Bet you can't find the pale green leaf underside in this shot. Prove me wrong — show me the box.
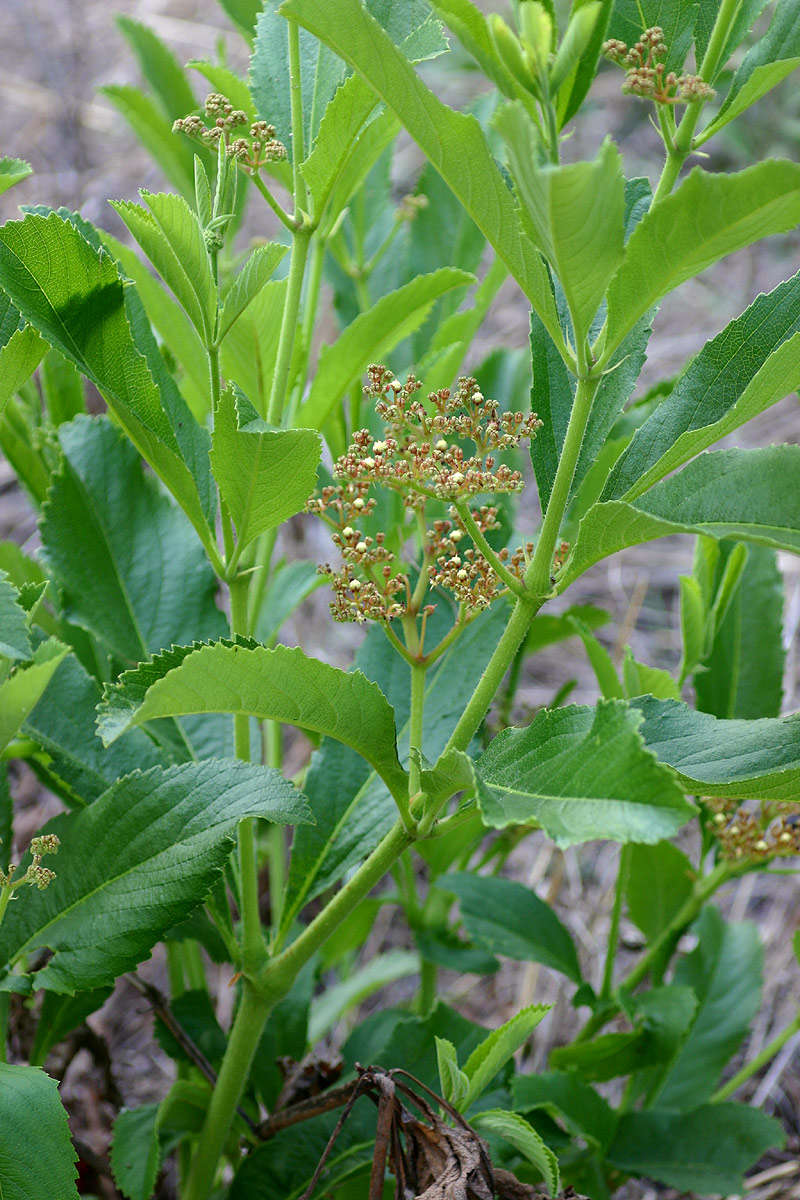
[0,760,310,993]
[98,641,407,799]
[477,699,694,847]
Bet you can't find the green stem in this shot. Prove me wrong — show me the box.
[600,844,631,1001]
[300,234,325,363]
[246,528,279,634]
[408,661,426,799]
[266,228,311,426]
[265,719,286,933]
[0,884,11,931]
[418,960,437,1015]
[288,20,308,215]
[182,986,271,1200]
[250,173,295,233]
[712,1010,800,1102]
[454,501,527,598]
[0,993,8,1063]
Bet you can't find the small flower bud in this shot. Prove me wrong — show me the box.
[29,834,59,857]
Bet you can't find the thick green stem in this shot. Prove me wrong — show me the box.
[712,1010,800,1102]
[250,172,295,233]
[182,986,271,1200]
[300,234,325,365]
[408,661,426,799]
[0,885,12,930]
[267,228,311,425]
[454,501,526,598]
[288,21,308,215]
[600,844,631,1001]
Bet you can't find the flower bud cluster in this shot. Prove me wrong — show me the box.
[708,799,800,862]
[603,28,714,105]
[309,367,544,626]
[173,96,287,168]
[0,832,59,894]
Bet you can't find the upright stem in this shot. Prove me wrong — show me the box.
[712,1010,800,1103]
[408,661,426,798]
[267,228,311,425]
[600,844,631,1001]
[288,20,308,215]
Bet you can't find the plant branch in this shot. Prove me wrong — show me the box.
[711,1010,800,1102]
[453,501,527,598]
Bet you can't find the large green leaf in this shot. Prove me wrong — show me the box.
[477,700,694,847]
[0,641,69,755]
[440,872,581,982]
[607,1102,783,1193]
[608,0,698,71]
[512,1071,617,1152]
[604,271,800,501]
[693,0,770,77]
[566,446,800,585]
[24,656,163,807]
[297,268,474,429]
[220,279,286,417]
[695,542,784,719]
[701,59,800,139]
[219,243,288,340]
[98,641,407,800]
[603,161,800,357]
[624,841,694,943]
[0,212,215,550]
[0,760,310,993]
[497,110,624,343]
[281,0,564,343]
[650,907,762,1109]
[0,1064,78,1199]
[632,693,800,799]
[281,604,507,929]
[41,416,225,664]
[710,0,800,124]
[210,390,320,553]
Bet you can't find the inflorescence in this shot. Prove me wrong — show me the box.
[173,94,287,170]
[603,27,714,105]
[708,798,800,863]
[0,832,60,896]
[309,367,543,628]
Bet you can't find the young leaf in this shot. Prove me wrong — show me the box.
[555,0,612,126]
[218,243,288,339]
[472,1109,560,1195]
[41,417,225,664]
[0,212,216,552]
[98,641,407,800]
[297,268,474,429]
[701,59,800,139]
[210,390,320,552]
[281,0,565,345]
[622,649,680,702]
[709,0,800,121]
[566,446,800,584]
[0,326,45,417]
[603,161,800,357]
[651,907,762,1109]
[0,156,32,195]
[0,641,69,754]
[625,841,694,943]
[435,1036,469,1108]
[111,1105,161,1200]
[308,949,419,1042]
[254,559,323,643]
[461,1004,552,1111]
[0,760,310,993]
[188,61,257,119]
[604,272,800,502]
[477,700,694,847]
[496,109,625,343]
[0,571,32,660]
[606,1102,783,1194]
[0,1063,79,1200]
[440,872,581,983]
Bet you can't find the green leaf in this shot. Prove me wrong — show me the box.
[693,0,769,76]
[187,61,256,118]
[429,0,523,97]
[679,574,707,679]
[606,1102,783,1193]
[472,1109,560,1194]
[512,1071,617,1151]
[525,605,609,653]
[633,693,800,800]
[308,949,419,1042]
[703,59,800,138]
[569,619,623,699]
[24,656,163,808]
[712,0,800,113]
[556,0,613,126]
[0,641,69,754]
[0,212,216,551]
[219,243,288,340]
[220,279,287,417]
[436,1036,470,1107]
[210,390,320,552]
[297,268,474,429]
[0,760,310,992]
[603,161,800,357]
[111,192,215,340]
[111,1105,161,1200]
[608,0,698,70]
[40,349,85,425]
[651,907,762,1109]
[281,0,564,344]
[625,841,694,943]
[0,156,32,195]
[281,604,507,928]
[0,765,11,874]
[461,1004,552,1111]
[345,1000,486,1091]
[695,543,784,718]
[0,571,32,660]
[101,85,195,199]
[419,258,509,392]
[98,641,407,799]
[440,872,581,982]
[566,446,800,585]
[622,649,680,702]
[254,560,323,644]
[41,416,225,664]
[115,16,197,120]
[31,988,112,1064]
[477,700,694,847]
[0,1063,79,1199]
[219,0,263,40]
[496,110,624,342]
[604,271,800,502]
[0,325,45,416]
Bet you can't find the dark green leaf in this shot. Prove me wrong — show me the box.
[0,1063,78,1199]
[625,841,694,942]
[512,1070,617,1151]
[0,571,32,660]
[607,0,698,70]
[111,1105,161,1200]
[31,988,113,1064]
